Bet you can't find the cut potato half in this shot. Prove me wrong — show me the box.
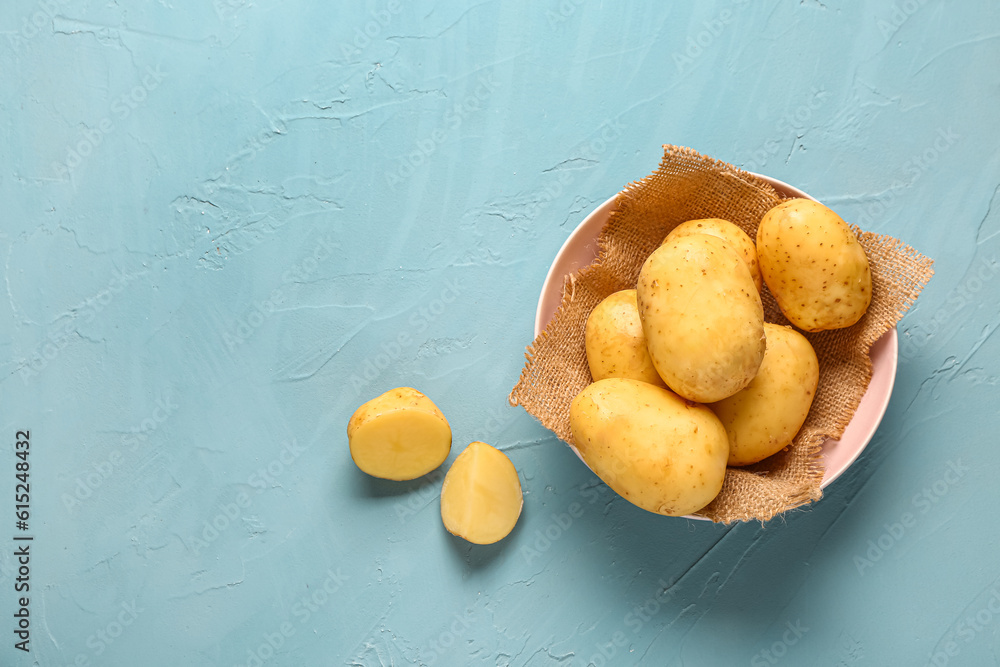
[440,441,522,544]
[348,387,451,480]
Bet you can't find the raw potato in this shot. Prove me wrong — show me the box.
[440,441,522,544]
[569,378,729,517]
[757,199,872,331]
[664,218,763,293]
[709,323,820,466]
[585,289,665,386]
[348,387,451,481]
[637,234,766,403]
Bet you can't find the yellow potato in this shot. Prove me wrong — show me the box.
[757,199,872,331]
[585,289,665,386]
[637,234,765,403]
[709,323,819,466]
[440,441,522,544]
[569,378,729,517]
[348,387,451,480]
[664,218,762,293]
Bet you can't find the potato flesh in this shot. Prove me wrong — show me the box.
[664,218,763,293]
[710,323,819,466]
[757,199,872,332]
[348,388,451,481]
[440,441,522,544]
[585,289,665,386]
[569,378,729,517]
[637,234,765,403]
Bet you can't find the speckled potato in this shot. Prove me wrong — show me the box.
[664,218,763,293]
[569,378,729,517]
[757,199,872,332]
[585,289,665,386]
[440,441,522,545]
[709,324,820,466]
[348,387,451,480]
[637,234,766,403]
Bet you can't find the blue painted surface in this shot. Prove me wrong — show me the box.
[1,1,998,665]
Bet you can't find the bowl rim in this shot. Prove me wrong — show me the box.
[532,173,898,518]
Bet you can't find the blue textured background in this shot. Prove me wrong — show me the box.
[1,1,998,665]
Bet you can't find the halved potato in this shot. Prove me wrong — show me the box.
[440,441,522,544]
[348,387,451,480]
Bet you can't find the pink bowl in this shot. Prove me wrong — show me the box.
[534,175,897,515]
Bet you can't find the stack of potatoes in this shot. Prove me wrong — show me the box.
[571,199,872,517]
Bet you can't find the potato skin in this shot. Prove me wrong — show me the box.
[664,218,762,293]
[347,387,445,441]
[757,199,872,332]
[709,324,819,466]
[569,378,729,516]
[637,234,765,403]
[585,289,665,386]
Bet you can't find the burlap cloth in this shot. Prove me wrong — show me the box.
[509,145,934,523]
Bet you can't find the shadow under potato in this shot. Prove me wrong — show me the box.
[352,463,445,499]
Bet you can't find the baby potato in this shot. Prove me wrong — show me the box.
[637,234,765,403]
[440,441,522,544]
[348,387,451,480]
[709,323,819,466]
[664,218,762,293]
[757,199,872,331]
[570,378,729,516]
[585,289,666,386]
